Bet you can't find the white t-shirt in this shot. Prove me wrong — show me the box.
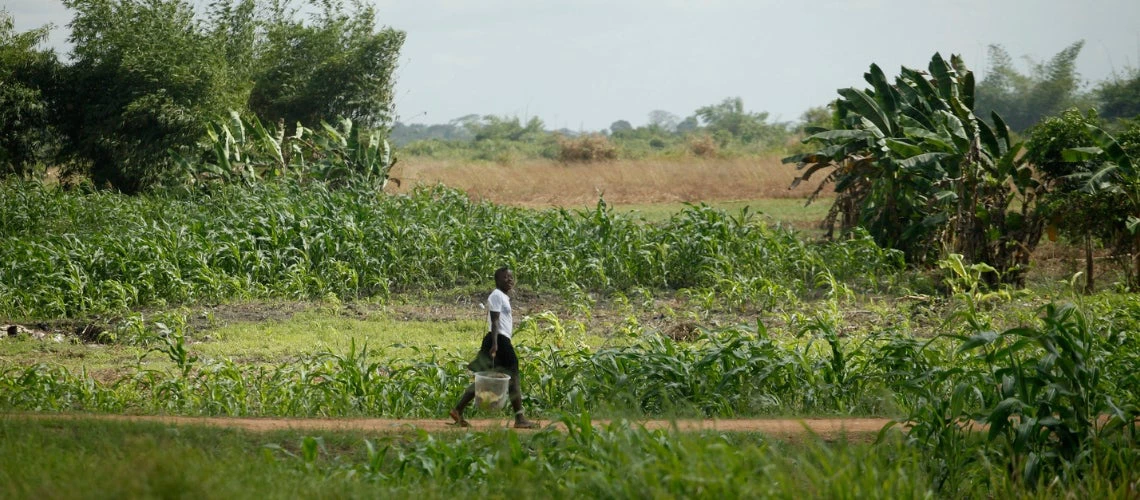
[487,288,513,338]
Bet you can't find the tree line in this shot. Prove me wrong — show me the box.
[388,97,795,164]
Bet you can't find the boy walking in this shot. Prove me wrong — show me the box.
[450,267,539,429]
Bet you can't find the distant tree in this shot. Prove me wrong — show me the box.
[797,105,834,133]
[695,97,785,147]
[249,0,405,130]
[609,120,633,136]
[467,115,545,142]
[1097,69,1140,123]
[676,115,699,133]
[427,123,473,141]
[0,12,61,178]
[647,110,679,132]
[451,114,482,127]
[975,41,1090,132]
[1063,120,1140,288]
[389,121,473,145]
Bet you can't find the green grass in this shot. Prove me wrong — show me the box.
[3,415,1135,499]
[198,310,613,363]
[199,312,486,363]
[0,416,380,499]
[0,415,933,499]
[0,337,146,375]
[0,308,613,373]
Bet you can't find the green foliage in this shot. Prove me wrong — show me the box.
[896,302,1140,489]
[1096,68,1140,123]
[1026,109,1103,185]
[798,105,835,133]
[0,182,902,319]
[785,53,1046,284]
[0,12,61,178]
[609,119,634,135]
[13,0,403,193]
[1061,120,1140,288]
[1026,109,1129,291]
[975,41,1092,132]
[248,0,405,129]
[3,299,1139,494]
[390,120,474,145]
[207,0,257,82]
[58,0,241,193]
[469,115,547,142]
[396,115,561,164]
[0,323,980,418]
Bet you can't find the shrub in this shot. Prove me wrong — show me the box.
[688,134,719,158]
[557,134,617,163]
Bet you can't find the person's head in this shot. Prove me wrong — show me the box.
[494,267,514,293]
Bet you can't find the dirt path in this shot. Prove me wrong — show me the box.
[8,413,895,440]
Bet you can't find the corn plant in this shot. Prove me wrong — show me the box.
[893,301,1140,490]
[964,303,1134,485]
[0,181,902,320]
[0,326,923,419]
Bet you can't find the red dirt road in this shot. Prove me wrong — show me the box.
[7,413,895,440]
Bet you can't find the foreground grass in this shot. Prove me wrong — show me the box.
[2,415,1135,499]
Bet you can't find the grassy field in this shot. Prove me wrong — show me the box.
[1,169,1139,497]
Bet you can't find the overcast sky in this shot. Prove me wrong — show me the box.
[5,0,1140,130]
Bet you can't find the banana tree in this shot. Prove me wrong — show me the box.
[784,54,1046,285]
[309,117,398,190]
[175,112,397,191]
[173,111,307,186]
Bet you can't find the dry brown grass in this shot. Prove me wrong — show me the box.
[387,155,819,207]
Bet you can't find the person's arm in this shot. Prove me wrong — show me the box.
[489,311,500,358]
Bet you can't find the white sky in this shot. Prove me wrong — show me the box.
[4,0,1140,131]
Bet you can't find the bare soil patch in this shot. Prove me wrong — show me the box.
[194,300,319,325]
